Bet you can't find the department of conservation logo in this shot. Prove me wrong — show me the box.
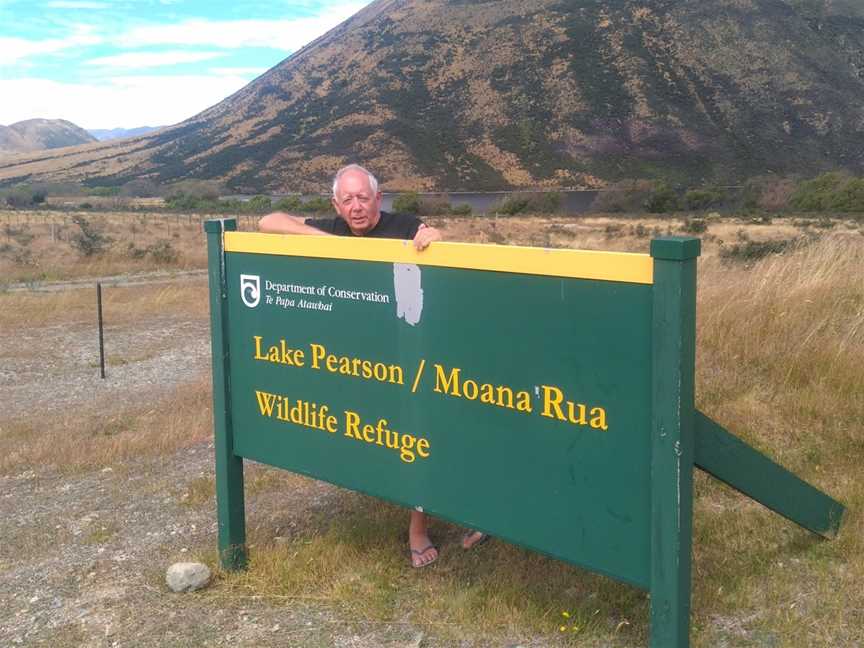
[240,274,261,308]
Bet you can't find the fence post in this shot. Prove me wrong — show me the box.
[649,237,700,648]
[204,217,247,570]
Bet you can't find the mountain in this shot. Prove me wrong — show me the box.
[0,119,97,154]
[88,126,163,141]
[1,0,863,192]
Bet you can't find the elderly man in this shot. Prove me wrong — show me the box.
[259,164,487,567]
[259,164,440,249]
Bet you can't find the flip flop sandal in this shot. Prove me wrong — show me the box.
[462,530,490,549]
[410,544,438,568]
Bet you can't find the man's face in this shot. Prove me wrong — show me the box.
[332,170,382,235]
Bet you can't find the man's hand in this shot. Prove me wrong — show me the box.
[413,224,442,251]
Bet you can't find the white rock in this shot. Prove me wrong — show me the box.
[165,562,211,592]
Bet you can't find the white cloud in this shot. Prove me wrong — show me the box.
[0,74,251,129]
[46,1,112,8]
[210,66,267,76]
[0,27,102,65]
[118,3,367,50]
[86,50,223,69]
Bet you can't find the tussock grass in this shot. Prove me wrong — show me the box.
[0,209,220,283]
[0,377,212,475]
[2,215,861,645]
[0,281,208,330]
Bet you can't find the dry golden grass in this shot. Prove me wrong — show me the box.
[0,376,213,475]
[0,209,262,284]
[0,280,209,329]
[2,212,862,645]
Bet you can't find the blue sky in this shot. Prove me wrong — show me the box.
[0,0,372,129]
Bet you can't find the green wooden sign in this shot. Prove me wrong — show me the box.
[205,219,844,648]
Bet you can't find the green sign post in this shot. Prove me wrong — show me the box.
[205,218,844,647]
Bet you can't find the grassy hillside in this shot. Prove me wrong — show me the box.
[0,0,862,193]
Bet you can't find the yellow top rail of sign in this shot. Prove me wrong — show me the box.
[223,231,654,285]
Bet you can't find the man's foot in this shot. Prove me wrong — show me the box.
[462,529,490,550]
[410,543,438,568]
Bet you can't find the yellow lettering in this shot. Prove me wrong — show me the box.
[253,336,266,360]
[480,383,495,404]
[434,364,461,396]
[343,410,362,440]
[516,391,532,412]
[399,434,417,463]
[416,438,430,458]
[310,343,326,369]
[541,385,566,421]
[590,407,608,431]
[463,379,478,400]
[495,384,513,408]
[254,390,278,417]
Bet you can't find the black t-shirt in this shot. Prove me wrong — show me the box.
[305,211,423,241]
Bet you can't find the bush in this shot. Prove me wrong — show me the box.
[591,179,654,213]
[145,240,179,263]
[273,195,302,212]
[494,192,562,215]
[246,195,272,212]
[683,187,725,211]
[789,172,864,212]
[449,203,472,216]
[299,196,332,214]
[3,185,46,208]
[644,182,679,213]
[681,218,708,234]
[70,216,112,256]
[719,238,804,264]
[392,192,422,214]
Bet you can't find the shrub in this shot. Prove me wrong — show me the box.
[591,179,653,213]
[3,185,45,208]
[392,192,422,214]
[70,216,112,256]
[789,172,864,212]
[683,187,725,211]
[681,218,708,234]
[449,203,472,216]
[644,182,679,213]
[719,238,805,264]
[273,195,302,212]
[496,195,530,215]
[246,195,272,212]
[495,192,562,215]
[146,240,179,263]
[299,196,332,214]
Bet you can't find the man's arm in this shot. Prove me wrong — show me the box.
[258,211,331,235]
[413,223,442,250]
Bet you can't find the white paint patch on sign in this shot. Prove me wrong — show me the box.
[393,263,423,326]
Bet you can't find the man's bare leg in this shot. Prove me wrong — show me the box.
[408,510,437,568]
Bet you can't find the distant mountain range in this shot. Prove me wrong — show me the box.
[1,0,862,192]
[0,119,96,155]
[88,126,163,141]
